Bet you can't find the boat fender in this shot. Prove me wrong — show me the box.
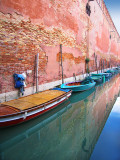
[66,96,68,99]
[23,112,27,119]
[42,104,45,110]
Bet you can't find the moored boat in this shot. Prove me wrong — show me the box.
[114,67,120,73]
[113,68,120,73]
[0,88,72,128]
[105,69,115,75]
[61,77,96,92]
[90,75,103,83]
[91,73,111,78]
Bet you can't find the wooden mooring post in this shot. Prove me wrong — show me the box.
[36,53,39,93]
[60,44,64,84]
[94,53,98,74]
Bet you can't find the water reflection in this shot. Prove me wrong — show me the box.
[111,97,120,114]
[0,75,120,160]
[90,97,120,160]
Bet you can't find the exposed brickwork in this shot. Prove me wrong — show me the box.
[0,12,49,93]
[57,52,85,64]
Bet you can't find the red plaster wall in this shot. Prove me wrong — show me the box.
[0,0,120,95]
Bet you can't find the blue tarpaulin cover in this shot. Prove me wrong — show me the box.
[51,88,70,92]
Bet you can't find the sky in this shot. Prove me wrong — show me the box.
[104,0,120,35]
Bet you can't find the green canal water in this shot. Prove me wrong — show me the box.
[0,75,120,160]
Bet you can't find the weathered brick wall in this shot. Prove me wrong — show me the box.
[0,0,120,101]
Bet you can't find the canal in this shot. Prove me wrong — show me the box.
[0,75,120,160]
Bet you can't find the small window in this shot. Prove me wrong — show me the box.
[86,3,91,16]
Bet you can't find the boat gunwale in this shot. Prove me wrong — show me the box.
[92,73,111,76]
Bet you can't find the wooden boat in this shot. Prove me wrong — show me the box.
[91,73,111,78]
[61,77,96,92]
[106,68,120,75]
[114,67,120,73]
[105,69,115,75]
[0,88,72,128]
[90,75,103,83]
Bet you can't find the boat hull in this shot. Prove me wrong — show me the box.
[61,81,96,92]
[0,89,72,128]
[91,73,111,78]
[90,76,102,83]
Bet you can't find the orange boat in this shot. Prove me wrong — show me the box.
[0,88,72,127]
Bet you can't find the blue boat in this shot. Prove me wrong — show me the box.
[91,73,111,78]
[90,75,103,83]
[61,77,96,92]
[114,67,120,73]
[115,67,120,73]
[105,69,115,75]
[108,68,120,74]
